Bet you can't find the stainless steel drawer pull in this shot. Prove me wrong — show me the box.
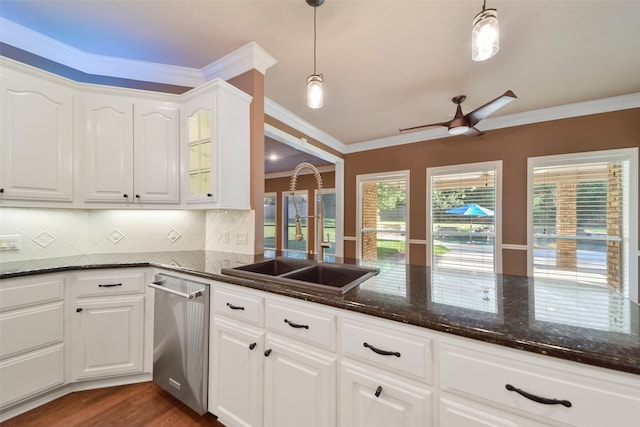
[505,384,572,408]
[147,282,204,299]
[98,283,122,288]
[284,319,309,329]
[363,342,401,357]
[226,302,245,310]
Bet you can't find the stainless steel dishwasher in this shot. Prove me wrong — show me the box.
[148,273,210,415]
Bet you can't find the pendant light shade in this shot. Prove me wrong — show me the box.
[307,74,324,109]
[306,0,324,109]
[472,1,499,61]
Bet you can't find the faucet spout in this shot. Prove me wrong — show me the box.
[289,162,330,261]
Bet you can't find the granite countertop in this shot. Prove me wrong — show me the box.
[2,250,639,376]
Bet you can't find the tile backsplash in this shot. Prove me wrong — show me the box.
[0,208,256,262]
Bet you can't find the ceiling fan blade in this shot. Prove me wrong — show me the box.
[399,121,449,133]
[467,90,517,127]
[464,127,484,137]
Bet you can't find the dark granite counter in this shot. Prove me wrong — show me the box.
[2,250,639,376]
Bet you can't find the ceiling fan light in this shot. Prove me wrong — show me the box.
[472,8,499,61]
[449,125,470,135]
[307,74,324,109]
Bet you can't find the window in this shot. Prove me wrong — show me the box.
[264,193,276,249]
[357,171,409,264]
[283,191,308,252]
[528,148,638,301]
[315,189,336,256]
[427,161,502,274]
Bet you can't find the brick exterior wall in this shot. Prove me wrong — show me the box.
[362,182,378,261]
[556,182,577,269]
[607,162,622,291]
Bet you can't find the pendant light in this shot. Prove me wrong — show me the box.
[307,0,324,109]
[472,0,499,61]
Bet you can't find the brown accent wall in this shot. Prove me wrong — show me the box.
[265,172,336,253]
[344,108,640,279]
[229,70,265,253]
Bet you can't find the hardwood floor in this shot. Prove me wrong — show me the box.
[1,382,225,426]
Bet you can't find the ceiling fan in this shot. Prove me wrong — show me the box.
[399,90,517,137]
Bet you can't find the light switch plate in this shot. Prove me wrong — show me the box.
[0,235,21,250]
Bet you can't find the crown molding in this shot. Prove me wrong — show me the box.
[344,92,640,154]
[0,17,276,87]
[265,97,348,155]
[202,41,277,81]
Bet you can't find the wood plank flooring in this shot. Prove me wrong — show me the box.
[1,382,225,427]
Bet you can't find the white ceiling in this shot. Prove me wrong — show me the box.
[1,1,639,146]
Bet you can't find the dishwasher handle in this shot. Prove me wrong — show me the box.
[147,281,205,299]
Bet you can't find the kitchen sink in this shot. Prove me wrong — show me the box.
[231,258,315,276]
[220,258,378,294]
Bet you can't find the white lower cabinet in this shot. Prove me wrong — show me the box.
[210,316,264,427]
[0,274,65,409]
[439,397,546,427]
[70,269,148,381]
[340,361,432,427]
[71,296,145,380]
[263,335,336,427]
[209,284,337,427]
[439,339,640,427]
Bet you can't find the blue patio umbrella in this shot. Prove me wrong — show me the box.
[445,204,494,234]
[445,203,494,217]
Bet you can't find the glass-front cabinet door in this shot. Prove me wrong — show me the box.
[187,108,216,201]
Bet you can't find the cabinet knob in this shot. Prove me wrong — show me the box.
[0,188,4,193]
[374,385,383,398]
[76,308,83,313]
[135,194,140,199]
[249,343,257,350]
[264,349,272,357]
[123,194,129,199]
[207,193,213,197]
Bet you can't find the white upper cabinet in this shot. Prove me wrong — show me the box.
[182,79,252,209]
[81,92,180,204]
[0,61,74,202]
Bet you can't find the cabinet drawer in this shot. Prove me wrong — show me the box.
[341,318,432,384]
[0,344,64,408]
[0,302,64,359]
[213,286,264,327]
[265,298,336,351]
[0,276,64,311]
[440,344,640,427]
[75,270,145,297]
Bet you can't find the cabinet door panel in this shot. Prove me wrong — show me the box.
[263,336,336,427]
[340,362,432,427]
[83,95,134,202]
[0,344,64,408]
[0,302,63,358]
[72,296,144,380]
[209,317,263,427]
[134,102,180,203]
[0,68,73,201]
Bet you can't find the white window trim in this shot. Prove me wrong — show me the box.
[282,190,309,253]
[527,147,638,302]
[426,161,503,274]
[314,188,336,256]
[264,192,277,249]
[355,170,410,263]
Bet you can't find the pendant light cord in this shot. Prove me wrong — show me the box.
[313,4,317,74]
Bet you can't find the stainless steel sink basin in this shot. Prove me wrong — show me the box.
[220,258,378,294]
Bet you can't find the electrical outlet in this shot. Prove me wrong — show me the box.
[0,235,21,251]
[236,232,248,245]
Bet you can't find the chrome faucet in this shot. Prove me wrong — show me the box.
[289,162,331,261]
